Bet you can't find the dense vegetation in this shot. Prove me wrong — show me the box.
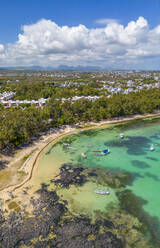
[1,84,160,150]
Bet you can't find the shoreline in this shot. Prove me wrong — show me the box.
[1,110,160,196]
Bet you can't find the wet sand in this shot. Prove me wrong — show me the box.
[1,110,160,200]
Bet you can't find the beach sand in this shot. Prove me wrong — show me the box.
[1,110,160,203]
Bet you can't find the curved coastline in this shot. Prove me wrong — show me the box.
[1,110,160,194]
[1,112,160,247]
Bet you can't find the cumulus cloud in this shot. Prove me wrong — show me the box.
[0,16,160,69]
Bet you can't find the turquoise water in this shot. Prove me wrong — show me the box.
[47,118,160,224]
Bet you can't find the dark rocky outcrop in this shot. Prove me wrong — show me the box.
[0,164,157,248]
[0,183,123,248]
[53,217,123,248]
[51,163,87,187]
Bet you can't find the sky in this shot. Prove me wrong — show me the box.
[0,0,160,69]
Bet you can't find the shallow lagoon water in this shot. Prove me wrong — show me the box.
[34,118,160,223]
[55,182,118,217]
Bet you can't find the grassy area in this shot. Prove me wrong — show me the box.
[22,149,37,162]
[0,150,37,190]
[8,201,21,212]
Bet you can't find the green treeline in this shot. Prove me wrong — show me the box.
[48,88,160,124]
[0,107,49,149]
[0,88,160,149]
[2,81,104,100]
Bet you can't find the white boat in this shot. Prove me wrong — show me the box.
[150,144,154,151]
[120,133,124,139]
[94,190,110,195]
[63,143,70,146]
[81,152,87,158]
[68,146,77,150]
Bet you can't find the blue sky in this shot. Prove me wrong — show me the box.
[1,0,160,43]
[0,0,160,69]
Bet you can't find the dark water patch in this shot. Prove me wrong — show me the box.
[114,119,151,132]
[132,160,150,169]
[150,135,158,139]
[114,117,160,134]
[101,169,144,187]
[145,172,160,182]
[117,189,148,215]
[81,163,145,187]
[117,190,160,247]
[59,138,74,146]
[105,136,151,155]
[81,126,117,137]
[154,132,160,138]
[127,172,144,186]
[78,128,99,137]
[116,120,140,130]
[146,156,159,161]
[93,167,132,188]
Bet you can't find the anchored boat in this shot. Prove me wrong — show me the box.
[120,133,124,139]
[95,149,110,156]
[97,149,110,156]
[81,152,87,158]
[68,146,77,150]
[150,144,154,151]
[95,190,110,195]
[63,143,70,146]
[101,149,110,155]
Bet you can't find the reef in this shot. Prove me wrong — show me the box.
[52,163,132,189]
[0,163,159,248]
[95,169,132,188]
[0,184,123,248]
[51,163,87,187]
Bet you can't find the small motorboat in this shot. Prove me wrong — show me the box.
[81,152,87,158]
[96,149,110,156]
[120,133,124,139]
[100,149,110,155]
[150,144,154,151]
[63,143,70,146]
[94,190,110,195]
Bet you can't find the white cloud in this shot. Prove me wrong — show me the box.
[95,18,119,25]
[0,44,4,52]
[0,16,160,69]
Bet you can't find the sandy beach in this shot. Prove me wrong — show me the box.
[1,110,160,201]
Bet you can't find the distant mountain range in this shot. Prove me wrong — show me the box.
[0,65,103,71]
[0,65,156,72]
[56,65,102,71]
